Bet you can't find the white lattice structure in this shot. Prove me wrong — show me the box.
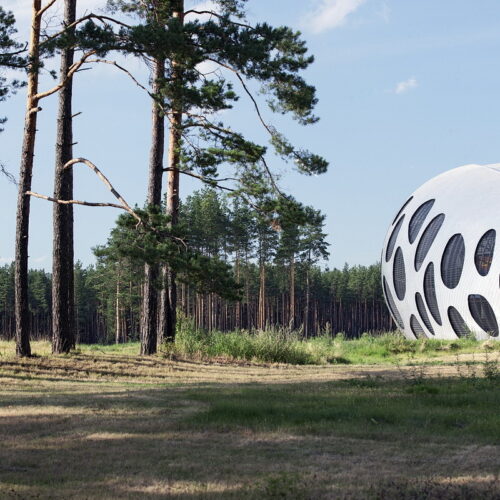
[381,164,500,340]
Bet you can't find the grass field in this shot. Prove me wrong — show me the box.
[0,339,499,499]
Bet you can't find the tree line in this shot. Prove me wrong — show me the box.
[1,1,389,356]
[0,188,394,342]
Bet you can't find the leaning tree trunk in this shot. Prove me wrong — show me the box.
[141,57,165,355]
[160,0,184,343]
[14,0,43,357]
[52,0,76,354]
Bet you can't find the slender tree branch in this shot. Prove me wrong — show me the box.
[203,58,285,196]
[86,58,153,96]
[206,58,274,136]
[184,10,253,30]
[40,14,133,46]
[34,51,96,100]
[164,167,237,189]
[37,0,58,19]
[63,158,141,222]
[1,164,18,185]
[1,43,28,58]
[27,192,130,211]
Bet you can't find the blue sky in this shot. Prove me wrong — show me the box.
[2,0,500,271]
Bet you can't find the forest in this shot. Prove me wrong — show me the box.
[0,188,392,343]
[0,0,393,355]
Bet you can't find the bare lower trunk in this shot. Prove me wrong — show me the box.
[304,265,311,338]
[141,57,165,355]
[115,276,121,344]
[235,254,241,328]
[258,263,266,330]
[289,254,295,330]
[15,0,42,357]
[161,0,184,343]
[52,0,76,354]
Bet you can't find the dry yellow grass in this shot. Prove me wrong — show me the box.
[0,341,498,499]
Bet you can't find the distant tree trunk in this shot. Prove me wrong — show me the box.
[141,57,165,355]
[15,0,43,357]
[304,264,311,338]
[289,254,295,329]
[258,263,266,330]
[115,275,121,344]
[52,0,76,354]
[235,253,241,328]
[161,0,184,343]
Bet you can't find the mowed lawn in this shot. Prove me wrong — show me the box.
[0,342,499,499]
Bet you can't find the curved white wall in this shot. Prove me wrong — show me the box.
[381,164,500,340]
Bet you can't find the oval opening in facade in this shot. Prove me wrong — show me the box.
[424,262,442,325]
[468,294,499,337]
[475,229,495,276]
[392,196,413,225]
[410,315,426,339]
[415,292,435,335]
[448,306,471,338]
[383,277,404,330]
[393,247,406,300]
[386,215,405,262]
[415,214,445,271]
[408,199,435,244]
[441,234,465,289]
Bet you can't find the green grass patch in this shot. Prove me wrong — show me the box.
[1,328,498,366]
[182,377,500,444]
[158,318,499,365]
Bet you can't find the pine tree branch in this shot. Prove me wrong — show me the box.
[184,10,253,30]
[206,58,274,136]
[26,192,130,212]
[204,59,287,196]
[1,43,28,58]
[1,164,18,185]
[62,158,141,222]
[34,51,96,100]
[37,0,58,20]
[40,14,133,47]
[164,167,237,190]
[86,58,152,96]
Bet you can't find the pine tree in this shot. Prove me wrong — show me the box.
[296,207,329,337]
[0,6,26,135]
[52,0,77,354]
[108,0,328,352]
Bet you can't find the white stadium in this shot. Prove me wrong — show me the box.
[381,164,500,340]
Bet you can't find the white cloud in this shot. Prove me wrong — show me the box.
[0,257,13,264]
[305,0,367,34]
[394,77,418,94]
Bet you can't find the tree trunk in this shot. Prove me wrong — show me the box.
[235,253,241,328]
[304,265,311,338]
[141,57,165,355]
[115,275,121,344]
[161,0,184,343]
[289,254,295,330]
[258,262,266,330]
[14,0,43,357]
[52,0,76,354]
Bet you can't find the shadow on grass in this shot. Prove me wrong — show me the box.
[0,366,499,498]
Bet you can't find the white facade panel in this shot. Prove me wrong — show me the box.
[381,164,500,340]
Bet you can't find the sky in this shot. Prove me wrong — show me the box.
[2,0,500,271]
